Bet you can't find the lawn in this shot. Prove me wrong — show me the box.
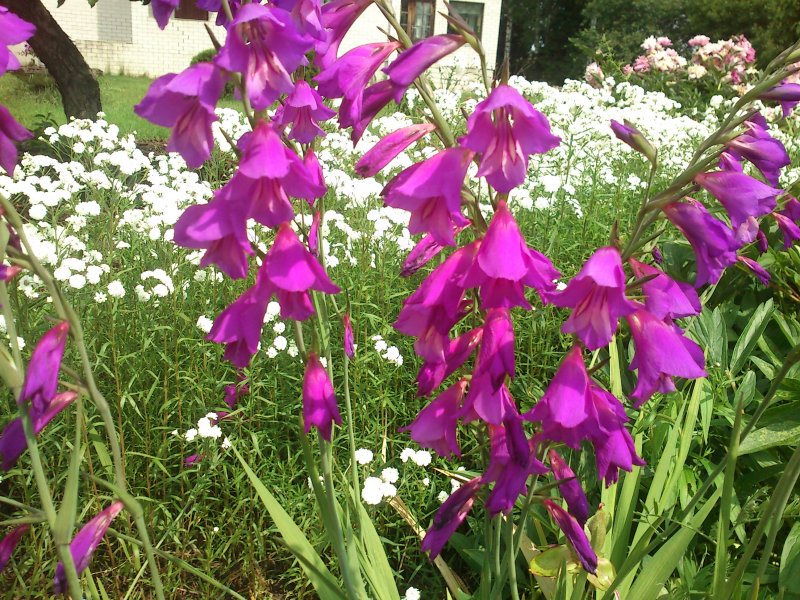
[0,72,241,140]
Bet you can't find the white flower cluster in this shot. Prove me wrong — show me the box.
[399,447,432,467]
[370,334,404,367]
[177,412,230,449]
[361,468,400,506]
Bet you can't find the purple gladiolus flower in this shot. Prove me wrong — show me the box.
[135,63,226,168]
[524,346,596,448]
[542,499,598,574]
[208,280,271,368]
[548,449,589,526]
[275,0,325,41]
[150,0,179,29]
[274,81,335,144]
[0,524,29,573]
[383,147,473,246]
[663,199,742,287]
[259,223,340,321]
[384,35,466,93]
[695,171,781,229]
[462,85,561,193]
[343,313,355,359]
[401,233,447,278]
[215,3,312,110]
[356,123,436,177]
[172,192,254,279]
[726,120,790,187]
[316,41,401,100]
[719,150,744,172]
[340,79,402,143]
[652,246,663,263]
[402,379,466,457]
[0,104,33,176]
[309,210,321,256]
[53,502,124,594]
[759,83,800,117]
[303,353,342,441]
[0,6,35,76]
[416,327,482,397]
[421,476,482,558]
[20,322,69,414]
[315,0,373,68]
[462,200,560,309]
[591,385,644,485]
[184,453,202,466]
[394,242,478,362]
[0,391,77,471]
[626,309,706,406]
[0,264,22,281]
[629,258,700,321]
[484,418,548,515]
[549,247,637,350]
[738,256,771,285]
[773,211,800,249]
[609,119,657,164]
[475,308,515,388]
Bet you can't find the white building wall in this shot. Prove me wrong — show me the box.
[39,0,225,77]
[33,0,499,79]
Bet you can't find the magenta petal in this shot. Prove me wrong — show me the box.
[0,104,33,176]
[550,247,636,350]
[421,476,482,558]
[356,123,436,177]
[53,502,125,594]
[207,282,271,368]
[342,313,355,359]
[738,256,771,286]
[401,379,465,457]
[20,322,69,414]
[262,224,340,295]
[629,258,700,320]
[302,353,342,441]
[0,524,29,573]
[627,309,706,407]
[695,171,781,229]
[384,34,466,87]
[548,449,589,526]
[542,499,598,574]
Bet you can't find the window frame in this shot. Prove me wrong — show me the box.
[400,0,436,41]
[446,0,484,39]
[174,0,208,22]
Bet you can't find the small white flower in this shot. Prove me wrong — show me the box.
[437,490,449,503]
[355,448,374,465]
[53,266,71,281]
[197,417,222,439]
[379,482,397,498]
[171,429,179,436]
[196,316,213,334]
[381,467,399,484]
[450,479,462,492]
[185,428,198,442]
[422,477,430,487]
[28,204,47,221]
[404,587,421,600]
[72,142,85,154]
[16,337,25,350]
[94,292,107,303]
[361,477,384,505]
[273,322,286,334]
[374,339,388,353]
[68,274,87,289]
[400,448,416,463]
[272,335,287,351]
[412,451,432,467]
[221,437,231,449]
[107,280,125,298]
[213,526,220,533]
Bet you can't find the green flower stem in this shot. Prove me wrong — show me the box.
[713,394,744,597]
[505,515,520,600]
[318,436,367,599]
[341,354,362,523]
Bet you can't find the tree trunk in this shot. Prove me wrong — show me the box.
[5,0,101,120]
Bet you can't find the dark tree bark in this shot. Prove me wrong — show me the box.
[5,0,101,120]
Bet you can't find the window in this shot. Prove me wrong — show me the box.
[175,0,208,21]
[447,1,483,39]
[400,0,435,41]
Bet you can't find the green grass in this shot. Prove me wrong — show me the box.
[0,73,241,140]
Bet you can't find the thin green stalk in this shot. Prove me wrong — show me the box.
[713,395,744,596]
[492,515,503,587]
[725,443,800,599]
[342,355,362,528]
[318,436,366,599]
[505,515,520,600]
